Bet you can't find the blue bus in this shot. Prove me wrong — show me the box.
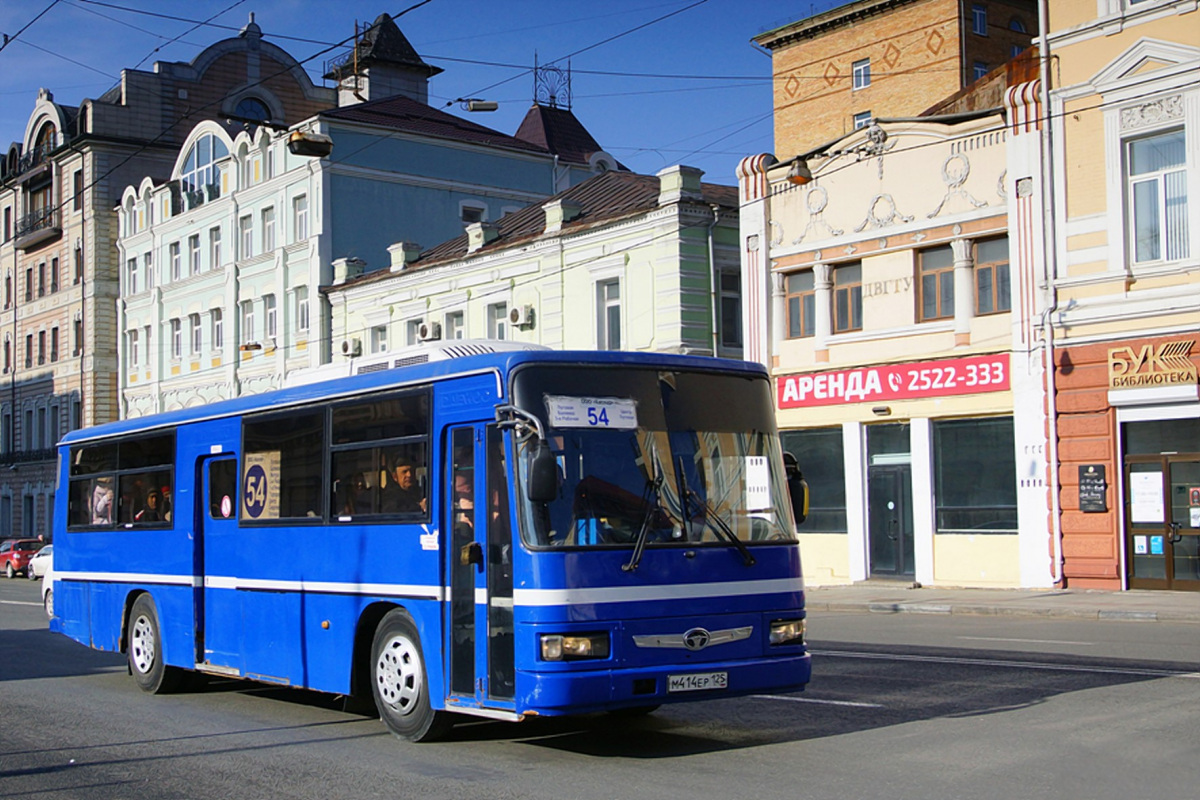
[51,346,811,741]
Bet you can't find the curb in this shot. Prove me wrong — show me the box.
[807,600,1200,623]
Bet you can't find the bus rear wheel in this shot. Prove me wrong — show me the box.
[128,594,183,694]
[371,610,452,742]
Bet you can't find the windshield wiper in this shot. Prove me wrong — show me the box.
[678,456,755,567]
[622,472,664,573]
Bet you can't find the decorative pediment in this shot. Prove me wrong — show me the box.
[1092,38,1200,93]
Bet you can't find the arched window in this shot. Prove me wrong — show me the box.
[36,123,57,156]
[1009,17,1026,33]
[180,133,229,194]
[235,97,271,123]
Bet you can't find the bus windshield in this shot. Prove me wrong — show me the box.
[510,365,796,549]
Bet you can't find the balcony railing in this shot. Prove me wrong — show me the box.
[14,206,61,251]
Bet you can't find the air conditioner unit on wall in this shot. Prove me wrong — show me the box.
[341,338,362,357]
[418,320,442,342]
[509,304,534,328]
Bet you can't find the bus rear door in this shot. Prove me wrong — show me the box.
[198,456,242,672]
[445,424,515,710]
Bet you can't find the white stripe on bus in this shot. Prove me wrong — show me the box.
[512,577,804,606]
[56,571,441,600]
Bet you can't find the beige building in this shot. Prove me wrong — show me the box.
[755,0,1037,156]
[1043,0,1200,590]
[0,17,333,537]
[738,91,1052,587]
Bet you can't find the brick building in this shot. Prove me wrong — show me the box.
[754,0,1037,157]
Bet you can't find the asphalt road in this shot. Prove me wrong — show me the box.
[2,578,1197,800]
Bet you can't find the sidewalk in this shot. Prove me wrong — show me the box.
[804,582,1200,623]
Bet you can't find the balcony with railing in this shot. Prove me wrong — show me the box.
[15,205,62,251]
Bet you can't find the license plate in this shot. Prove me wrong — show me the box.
[667,671,728,692]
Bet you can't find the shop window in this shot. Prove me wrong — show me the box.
[932,417,1017,533]
[779,427,846,532]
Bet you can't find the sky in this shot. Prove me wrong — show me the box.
[0,0,844,185]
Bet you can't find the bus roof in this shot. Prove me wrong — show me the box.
[60,349,767,446]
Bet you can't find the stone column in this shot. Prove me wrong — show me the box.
[951,238,974,345]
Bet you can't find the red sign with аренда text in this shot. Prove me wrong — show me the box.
[777,353,1010,409]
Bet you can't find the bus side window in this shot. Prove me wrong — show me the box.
[209,460,237,519]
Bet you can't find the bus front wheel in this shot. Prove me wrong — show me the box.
[371,610,453,742]
[128,594,183,694]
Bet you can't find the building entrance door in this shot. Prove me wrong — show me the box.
[866,423,913,578]
[1126,457,1200,591]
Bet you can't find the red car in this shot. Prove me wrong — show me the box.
[0,539,42,578]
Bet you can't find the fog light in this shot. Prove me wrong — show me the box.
[769,619,806,646]
[540,633,610,661]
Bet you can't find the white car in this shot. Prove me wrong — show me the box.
[41,561,54,619]
[27,544,52,580]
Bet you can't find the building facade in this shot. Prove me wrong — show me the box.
[0,16,332,538]
[321,166,742,373]
[738,90,1055,587]
[754,0,1037,156]
[116,15,618,416]
[1043,0,1199,590]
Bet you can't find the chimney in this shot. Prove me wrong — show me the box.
[332,257,366,284]
[657,165,704,206]
[388,241,423,272]
[542,199,582,234]
[466,222,500,254]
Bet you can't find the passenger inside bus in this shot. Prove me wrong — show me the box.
[135,489,162,522]
[380,454,426,514]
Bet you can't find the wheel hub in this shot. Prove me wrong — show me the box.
[130,614,156,674]
[376,634,422,714]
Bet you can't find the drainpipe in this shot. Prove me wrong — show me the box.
[706,204,721,356]
[1038,0,1063,587]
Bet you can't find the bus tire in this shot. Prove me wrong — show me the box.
[128,594,183,694]
[371,610,452,742]
[43,587,53,619]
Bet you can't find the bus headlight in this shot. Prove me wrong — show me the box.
[540,633,610,661]
[769,619,806,646]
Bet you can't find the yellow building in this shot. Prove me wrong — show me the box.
[1044,0,1200,590]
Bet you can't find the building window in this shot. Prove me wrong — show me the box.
[169,319,182,359]
[295,287,309,332]
[51,328,58,362]
[241,301,255,344]
[24,268,32,302]
[975,237,1010,315]
[597,280,621,350]
[370,325,388,354]
[918,244,955,321]
[24,335,32,368]
[405,319,422,346]
[126,258,138,295]
[37,331,46,365]
[293,194,309,242]
[1127,128,1188,264]
[169,241,181,281]
[2,338,8,372]
[262,206,276,252]
[779,427,846,532]
[189,234,201,275]
[74,243,83,284]
[973,62,989,81]
[264,294,277,340]
[487,302,508,340]
[1009,17,1026,33]
[239,215,253,259]
[73,317,83,356]
[189,313,202,355]
[444,311,464,340]
[209,227,222,269]
[461,203,486,225]
[972,4,988,35]
[3,275,8,309]
[719,272,741,348]
[832,262,862,334]
[73,169,84,212]
[853,111,872,130]
[129,329,140,367]
[142,253,152,290]
[51,258,60,292]
[852,58,871,90]
[180,132,228,194]
[37,263,45,297]
[212,308,224,350]
[933,417,1017,533]
[786,271,815,338]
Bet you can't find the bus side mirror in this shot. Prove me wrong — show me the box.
[784,452,808,526]
[527,440,558,503]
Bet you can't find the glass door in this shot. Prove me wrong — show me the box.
[1125,457,1200,590]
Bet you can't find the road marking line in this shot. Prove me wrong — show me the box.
[0,599,42,607]
[957,636,1096,646]
[813,649,1200,679]
[753,694,884,708]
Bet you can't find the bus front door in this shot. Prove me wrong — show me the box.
[198,456,242,672]
[446,424,515,708]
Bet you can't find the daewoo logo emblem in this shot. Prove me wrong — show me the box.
[682,628,711,651]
